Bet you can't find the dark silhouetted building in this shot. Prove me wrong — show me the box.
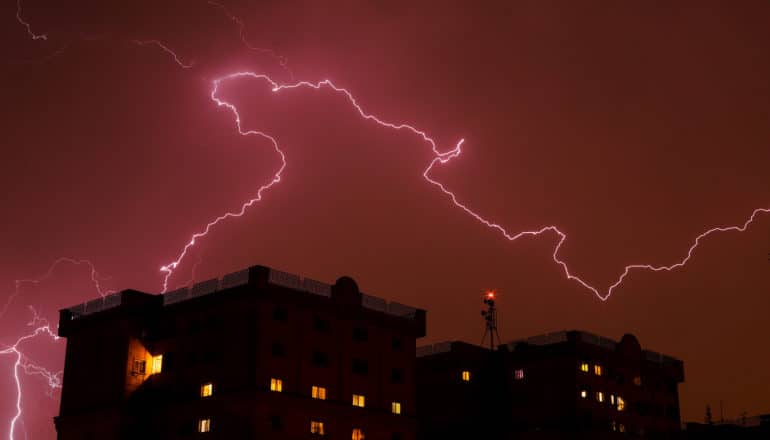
[54,264,426,439]
[682,414,770,439]
[416,331,684,439]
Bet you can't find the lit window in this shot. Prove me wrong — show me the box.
[352,394,366,408]
[619,423,626,433]
[312,385,327,400]
[198,418,211,433]
[610,394,615,405]
[352,428,365,440]
[594,364,602,376]
[391,401,402,414]
[596,391,604,402]
[201,382,213,398]
[580,390,587,399]
[461,370,471,382]
[151,355,163,374]
[270,378,283,392]
[310,420,325,435]
[580,362,589,372]
[611,421,617,432]
[633,376,642,386]
[514,369,524,380]
[131,359,146,376]
[617,396,625,411]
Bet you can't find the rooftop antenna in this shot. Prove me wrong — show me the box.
[480,290,501,351]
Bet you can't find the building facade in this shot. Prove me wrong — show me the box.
[417,331,684,439]
[55,264,426,440]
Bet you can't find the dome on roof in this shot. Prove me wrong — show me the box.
[618,333,642,359]
[334,276,359,293]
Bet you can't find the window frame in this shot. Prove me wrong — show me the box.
[311,385,327,400]
[201,382,213,398]
[310,420,325,436]
[352,393,366,408]
[197,418,211,433]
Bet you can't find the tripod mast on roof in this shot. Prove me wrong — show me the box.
[480,290,501,351]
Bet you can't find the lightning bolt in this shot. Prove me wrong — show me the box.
[131,40,194,69]
[5,5,770,438]
[157,69,770,301]
[207,0,294,80]
[15,0,47,41]
[0,308,61,440]
[0,259,112,438]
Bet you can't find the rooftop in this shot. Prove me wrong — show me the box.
[418,330,682,367]
[62,264,422,321]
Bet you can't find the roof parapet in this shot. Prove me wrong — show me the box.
[63,265,420,321]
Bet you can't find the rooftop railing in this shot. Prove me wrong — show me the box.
[65,291,124,319]
[506,331,568,350]
[416,341,453,357]
[66,265,418,320]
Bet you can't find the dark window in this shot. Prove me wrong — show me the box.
[202,350,219,363]
[162,352,174,372]
[391,368,404,383]
[392,433,403,440]
[312,351,329,367]
[269,415,283,430]
[352,358,369,375]
[207,316,223,330]
[273,306,289,322]
[188,320,201,334]
[272,342,286,357]
[313,316,330,332]
[391,337,403,350]
[353,327,368,342]
[273,306,288,322]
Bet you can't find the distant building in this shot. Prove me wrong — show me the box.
[416,331,684,439]
[682,414,770,439]
[54,264,426,439]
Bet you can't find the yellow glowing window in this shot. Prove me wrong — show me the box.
[593,364,602,376]
[198,418,211,433]
[596,391,604,402]
[461,370,471,382]
[270,378,283,392]
[610,394,615,405]
[352,428,365,440]
[201,382,213,398]
[619,423,626,433]
[633,376,642,386]
[611,421,617,431]
[580,390,587,399]
[617,396,625,411]
[151,355,163,374]
[312,385,327,400]
[579,362,589,372]
[352,394,366,408]
[391,401,402,414]
[310,420,325,435]
[131,359,146,376]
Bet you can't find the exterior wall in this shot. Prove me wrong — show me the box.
[55,266,425,440]
[417,331,684,439]
[416,342,506,439]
